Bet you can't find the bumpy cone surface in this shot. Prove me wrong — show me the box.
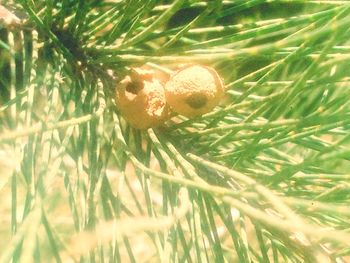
[115,71,169,129]
[164,65,224,118]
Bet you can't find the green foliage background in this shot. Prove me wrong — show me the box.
[1,0,350,262]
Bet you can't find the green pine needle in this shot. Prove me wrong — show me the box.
[1,0,350,262]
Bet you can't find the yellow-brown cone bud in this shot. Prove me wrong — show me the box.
[116,69,169,129]
[164,65,224,118]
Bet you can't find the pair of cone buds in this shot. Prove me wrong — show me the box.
[115,65,225,129]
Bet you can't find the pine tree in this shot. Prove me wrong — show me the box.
[1,1,350,262]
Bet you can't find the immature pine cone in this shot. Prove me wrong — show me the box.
[164,65,224,118]
[115,68,169,129]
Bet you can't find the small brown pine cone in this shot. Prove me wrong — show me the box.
[164,65,224,118]
[115,69,169,129]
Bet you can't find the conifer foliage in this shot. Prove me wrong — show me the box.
[1,1,350,262]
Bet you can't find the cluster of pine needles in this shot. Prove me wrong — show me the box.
[1,0,350,262]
